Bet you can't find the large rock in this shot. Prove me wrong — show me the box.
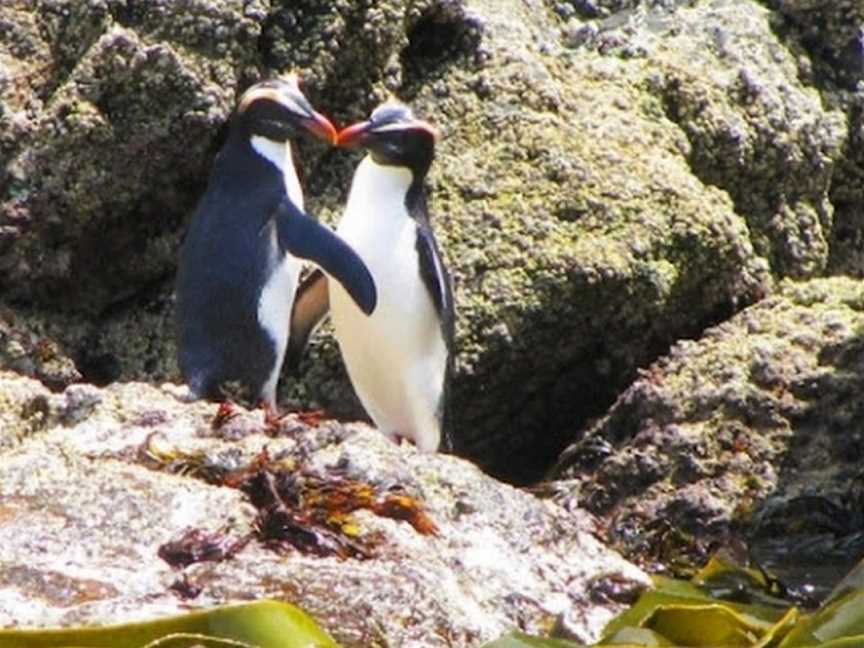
[826,95,864,277]
[0,0,266,313]
[0,0,854,484]
[288,0,807,482]
[0,371,646,646]
[762,2,864,281]
[552,276,864,585]
[767,0,864,89]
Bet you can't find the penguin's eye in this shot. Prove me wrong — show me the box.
[254,117,297,141]
[380,132,406,156]
[386,129,432,155]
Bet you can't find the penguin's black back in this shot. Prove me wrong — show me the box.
[175,132,286,401]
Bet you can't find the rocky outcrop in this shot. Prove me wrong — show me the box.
[0,371,646,646]
[0,0,264,313]
[768,0,864,90]
[552,277,864,588]
[761,0,864,282]
[1,0,856,482]
[2,0,864,636]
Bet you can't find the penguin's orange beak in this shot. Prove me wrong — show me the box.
[302,111,338,146]
[336,121,373,148]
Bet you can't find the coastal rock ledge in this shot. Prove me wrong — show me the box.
[0,373,647,646]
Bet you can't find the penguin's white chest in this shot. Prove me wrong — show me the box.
[252,136,304,403]
[329,158,446,452]
[257,247,301,402]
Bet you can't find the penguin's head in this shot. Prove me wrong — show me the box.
[337,102,438,176]
[236,75,337,145]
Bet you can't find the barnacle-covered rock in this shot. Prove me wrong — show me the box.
[552,276,864,588]
[0,0,855,484]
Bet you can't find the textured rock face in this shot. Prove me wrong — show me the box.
[1,0,864,635]
[0,1,859,479]
[0,372,646,646]
[552,277,864,583]
[0,0,264,313]
[827,98,864,281]
[769,0,864,89]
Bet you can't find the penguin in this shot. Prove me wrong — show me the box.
[288,102,454,452]
[175,76,377,408]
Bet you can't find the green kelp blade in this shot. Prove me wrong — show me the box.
[0,600,339,648]
[822,556,864,607]
[144,634,254,647]
[648,603,775,646]
[602,575,786,641]
[601,626,672,646]
[654,574,789,623]
[600,588,693,637]
[693,556,790,609]
[811,638,864,648]
[601,574,722,634]
[778,590,864,647]
[477,628,673,647]
[694,556,771,588]
[481,559,864,648]
[477,631,584,647]
[753,608,800,648]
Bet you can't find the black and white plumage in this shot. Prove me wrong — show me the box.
[290,102,454,452]
[175,76,377,407]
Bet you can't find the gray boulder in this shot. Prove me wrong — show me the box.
[0,371,646,646]
[0,0,855,484]
[552,276,864,585]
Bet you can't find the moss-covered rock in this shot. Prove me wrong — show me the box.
[767,0,864,89]
[281,0,804,482]
[0,0,263,313]
[648,2,845,279]
[755,2,864,281]
[552,276,864,580]
[827,94,864,276]
[0,370,54,451]
[0,0,855,483]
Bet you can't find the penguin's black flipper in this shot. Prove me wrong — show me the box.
[416,223,456,453]
[274,199,377,315]
[284,269,330,373]
[415,223,455,345]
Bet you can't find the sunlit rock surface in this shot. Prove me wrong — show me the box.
[0,373,646,646]
[5,0,853,481]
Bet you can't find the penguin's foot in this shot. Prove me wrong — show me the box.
[293,409,325,427]
[211,401,240,429]
[260,400,285,433]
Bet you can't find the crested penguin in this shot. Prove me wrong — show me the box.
[290,102,454,452]
[175,76,377,407]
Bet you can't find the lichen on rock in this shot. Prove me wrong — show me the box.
[0,0,262,313]
[552,276,864,588]
[1,0,863,609]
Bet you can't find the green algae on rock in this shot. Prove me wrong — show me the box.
[0,0,263,313]
[552,276,864,589]
[282,0,784,482]
[0,0,857,484]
